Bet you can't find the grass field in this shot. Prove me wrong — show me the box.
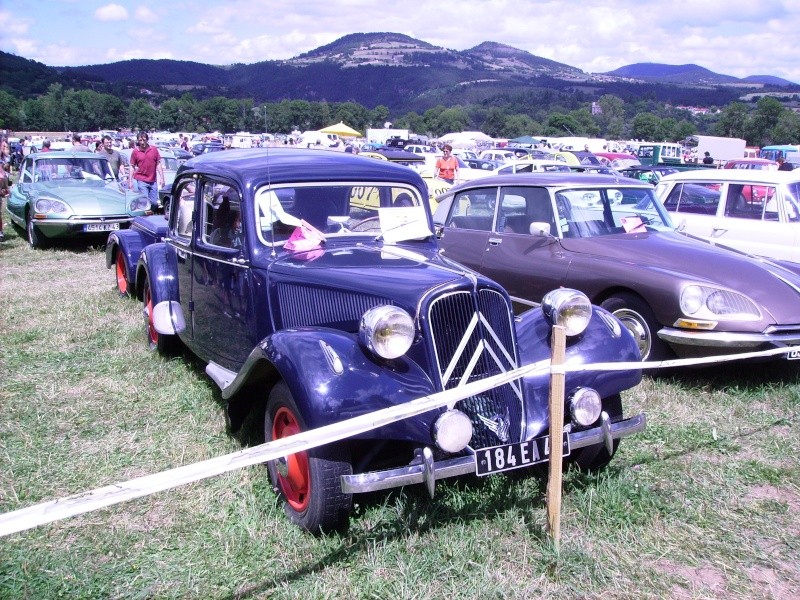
[1,219,799,599]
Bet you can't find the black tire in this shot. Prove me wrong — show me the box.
[26,214,46,249]
[569,394,623,472]
[265,382,353,534]
[142,275,179,355]
[600,293,672,362]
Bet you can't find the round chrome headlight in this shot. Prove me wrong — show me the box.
[541,288,592,336]
[359,305,415,359]
[433,409,473,453]
[569,388,602,426]
[681,285,704,315]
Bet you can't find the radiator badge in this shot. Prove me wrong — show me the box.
[478,408,511,443]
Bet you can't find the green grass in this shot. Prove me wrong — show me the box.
[1,219,799,599]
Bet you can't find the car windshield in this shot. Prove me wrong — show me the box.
[555,186,674,237]
[34,157,114,181]
[253,183,431,246]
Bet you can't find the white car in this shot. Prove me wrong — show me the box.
[655,169,800,264]
[405,144,438,156]
[479,149,517,163]
[491,159,572,175]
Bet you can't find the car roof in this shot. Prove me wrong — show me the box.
[448,171,654,190]
[31,151,108,159]
[658,169,800,184]
[177,147,428,190]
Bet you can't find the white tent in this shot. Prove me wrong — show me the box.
[436,131,495,149]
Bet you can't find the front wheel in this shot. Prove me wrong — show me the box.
[142,275,179,355]
[26,215,46,249]
[600,293,672,362]
[265,382,353,534]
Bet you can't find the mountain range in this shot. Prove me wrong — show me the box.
[2,32,797,113]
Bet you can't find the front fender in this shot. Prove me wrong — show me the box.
[230,329,440,444]
[138,243,181,309]
[515,306,642,438]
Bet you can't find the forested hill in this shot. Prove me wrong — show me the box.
[1,32,797,113]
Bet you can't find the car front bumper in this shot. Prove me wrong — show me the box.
[340,412,647,495]
[30,217,135,238]
[658,326,800,351]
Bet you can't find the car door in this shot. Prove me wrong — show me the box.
[716,181,796,261]
[479,186,570,304]
[189,177,257,367]
[437,186,497,271]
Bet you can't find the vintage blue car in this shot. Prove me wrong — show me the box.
[106,148,645,534]
[6,151,151,248]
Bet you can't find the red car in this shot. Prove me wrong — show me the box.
[723,158,778,170]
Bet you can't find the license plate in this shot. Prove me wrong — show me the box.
[474,433,570,476]
[84,223,120,232]
[788,348,800,360]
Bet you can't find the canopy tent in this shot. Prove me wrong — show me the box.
[436,131,494,149]
[319,122,362,137]
[509,135,542,145]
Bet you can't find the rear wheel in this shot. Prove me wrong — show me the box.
[115,251,130,297]
[600,293,672,362]
[143,275,179,355]
[265,382,352,534]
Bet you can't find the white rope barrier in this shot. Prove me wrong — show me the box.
[0,345,794,537]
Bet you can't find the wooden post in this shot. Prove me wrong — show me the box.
[546,324,567,550]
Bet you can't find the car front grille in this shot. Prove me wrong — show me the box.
[427,289,522,449]
[278,283,389,330]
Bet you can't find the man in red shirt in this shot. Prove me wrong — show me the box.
[129,132,164,210]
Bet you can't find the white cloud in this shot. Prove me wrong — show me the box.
[95,4,129,22]
[134,7,158,24]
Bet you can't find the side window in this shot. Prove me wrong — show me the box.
[447,188,496,231]
[170,180,196,241]
[667,182,720,215]
[725,184,770,220]
[201,182,242,249]
[20,158,33,183]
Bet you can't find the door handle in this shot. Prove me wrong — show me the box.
[488,237,502,246]
[711,228,727,237]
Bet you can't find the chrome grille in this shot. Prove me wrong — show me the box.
[278,284,388,329]
[428,289,522,449]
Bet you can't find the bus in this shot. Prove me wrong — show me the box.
[759,145,800,161]
[636,142,685,166]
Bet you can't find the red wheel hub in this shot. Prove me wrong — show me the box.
[272,407,310,511]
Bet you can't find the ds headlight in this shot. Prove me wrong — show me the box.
[541,288,592,336]
[130,195,151,212]
[359,305,415,359]
[34,198,70,214]
[680,285,760,321]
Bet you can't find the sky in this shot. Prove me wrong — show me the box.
[1,0,799,84]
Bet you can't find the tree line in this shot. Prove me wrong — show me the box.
[1,82,799,147]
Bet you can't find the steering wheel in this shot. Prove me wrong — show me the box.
[349,216,381,232]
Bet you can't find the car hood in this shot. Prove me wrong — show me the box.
[32,180,138,213]
[270,242,476,311]
[559,231,800,321]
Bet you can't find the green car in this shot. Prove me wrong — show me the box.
[6,151,151,248]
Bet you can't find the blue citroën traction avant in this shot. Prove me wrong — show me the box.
[106,148,645,534]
